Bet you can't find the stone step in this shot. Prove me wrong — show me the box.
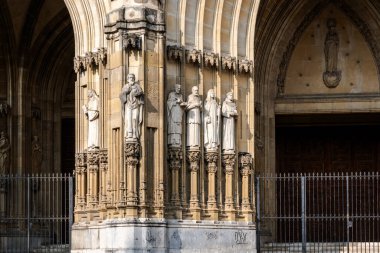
[32,244,70,253]
[261,242,380,253]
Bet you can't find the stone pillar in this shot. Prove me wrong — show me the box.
[87,150,99,211]
[222,152,236,220]
[239,152,253,221]
[168,147,182,218]
[125,141,140,217]
[99,149,108,215]
[205,151,219,220]
[187,148,201,220]
[74,153,87,213]
[0,177,6,218]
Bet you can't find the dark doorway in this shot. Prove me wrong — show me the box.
[275,114,380,242]
[61,118,75,175]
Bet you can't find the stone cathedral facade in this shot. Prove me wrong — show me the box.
[1,0,380,252]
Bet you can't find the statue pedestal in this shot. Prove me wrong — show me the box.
[71,219,256,253]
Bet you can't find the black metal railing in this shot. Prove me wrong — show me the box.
[256,172,380,252]
[0,174,73,253]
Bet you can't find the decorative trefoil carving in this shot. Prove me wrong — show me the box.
[122,32,142,50]
[238,59,253,74]
[221,56,236,71]
[203,51,219,68]
[167,45,183,61]
[186,49,202,65]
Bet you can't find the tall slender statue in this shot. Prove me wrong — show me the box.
[0,131,10,175]
[186,86,202,148]
[204,89,220,150]
[167,84,187,147]
[32,135,43,173]
[222,92,238,152]
[323,18,341,88]
[120,73,144,141]
[82,89,99,149]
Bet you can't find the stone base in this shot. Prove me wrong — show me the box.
[71,219,256,253]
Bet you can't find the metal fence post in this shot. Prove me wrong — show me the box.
[301,176,306,253]
[256,176,260,253]
[27,176,30,253]
[346,175,350,253]
[69,176,73,250]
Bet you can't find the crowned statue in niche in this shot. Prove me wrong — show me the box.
[204,89,220,151]
[323,18,341,88]
[186,86,202,148]
[120,73,144,142]
[167,84,187,147]
[82,89,100,150]
[222,92,238,152]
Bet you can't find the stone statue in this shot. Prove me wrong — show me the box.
[32,135,43,173]
[167,84,187,147]
[0,131,10,175]
[222,92,238,152]
[323,18,341,88]
[120,73,144,141]
[204,89,220,150]
[186,86,202,148]
[82,89,99,149]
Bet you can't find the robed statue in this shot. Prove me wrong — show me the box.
[167,84,187,147]
[222,92,238,152]
[204,89,220,150]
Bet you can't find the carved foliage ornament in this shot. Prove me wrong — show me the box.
[168,148,183,171]
[222,153,235,174]
[99,149,108,171]
[167,45,183,61]
[205,151,218,173]
[87,151,99,166]
[75,153,87,167]
[73,48,107,73]
[238,152,253,176]
[187,150,201,172]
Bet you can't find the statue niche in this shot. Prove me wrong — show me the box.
[323,18,341,88]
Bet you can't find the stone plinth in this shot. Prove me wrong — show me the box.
[71,219,256,253]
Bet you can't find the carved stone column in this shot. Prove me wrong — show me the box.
[168,147,182,218]
[0,177,6,218]
[87,151,99,210]
[187,148,201,220]
[222,152,236,220]
[239,152,253,221]
[99,149,108,213]
[205,150,219,220]
[74,153,87,212]
[125,141,140,217]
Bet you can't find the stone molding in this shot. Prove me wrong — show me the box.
[104,6,165,36]
[74,47,107,73]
